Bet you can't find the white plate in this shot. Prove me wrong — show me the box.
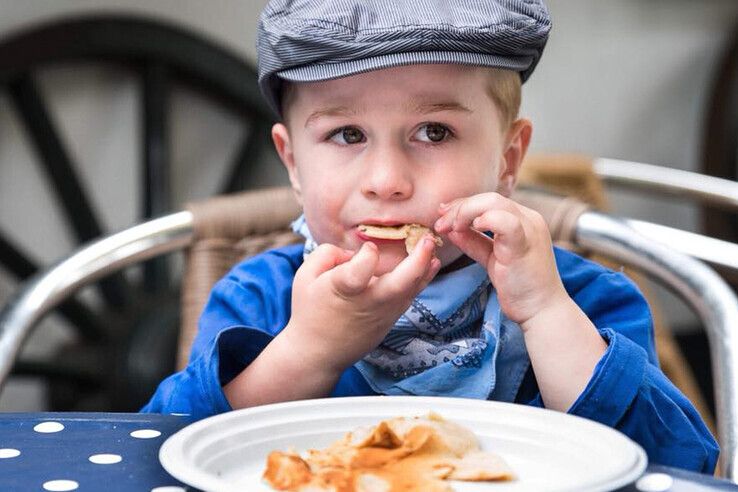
[160,396,647,492]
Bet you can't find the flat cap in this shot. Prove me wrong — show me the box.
[256,0,551,117]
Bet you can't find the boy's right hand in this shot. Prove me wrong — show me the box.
[282,237,441,378]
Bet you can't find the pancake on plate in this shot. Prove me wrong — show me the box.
[263,412,514,491]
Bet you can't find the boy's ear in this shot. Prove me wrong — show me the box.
[271,122,302,205]
[496,118,532,197]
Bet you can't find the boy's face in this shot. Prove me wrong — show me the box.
[272,64,531,275]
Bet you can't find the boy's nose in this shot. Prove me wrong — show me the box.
[360,158,414,201]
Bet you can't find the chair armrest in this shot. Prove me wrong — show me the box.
[594,158,738,212]
[623,219,738,280]
[0,212,193,393]
[577,211,738,480]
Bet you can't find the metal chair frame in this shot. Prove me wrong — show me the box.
[593,158,738,277]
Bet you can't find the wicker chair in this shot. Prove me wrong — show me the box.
[1,183,738,478]
[178,187,302,370]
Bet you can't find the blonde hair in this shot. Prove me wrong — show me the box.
[484,68,522,131]
[279,80,296,123]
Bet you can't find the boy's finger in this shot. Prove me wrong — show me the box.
[375,234,436,297]
[298,243,354,280]
[472,209,527,256]
[330,242,378,297]
[435,193,520,234]
[416,257,443,292]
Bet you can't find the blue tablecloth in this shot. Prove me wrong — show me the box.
[0,412,735,491]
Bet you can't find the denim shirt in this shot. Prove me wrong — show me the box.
[142,244,719,474]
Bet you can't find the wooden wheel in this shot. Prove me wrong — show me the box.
[703,22,738,251]
[0,15,276,410]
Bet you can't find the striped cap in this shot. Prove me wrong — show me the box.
[256,0,551,117]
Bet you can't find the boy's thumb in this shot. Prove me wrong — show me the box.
[331,242,377,297]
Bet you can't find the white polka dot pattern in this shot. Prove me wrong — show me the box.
[0,448,20,458]
[34,421,65,433]
[42,479,79,491]
[0,414,193,490]
[130,429,161,439]
[89,453,122,464]
[635,472,674,492]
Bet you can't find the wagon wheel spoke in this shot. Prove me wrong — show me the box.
[13,358,105,387]
[7,73,132,308]
[702,23,738,246]
[0,227,105,342]
[0,231,37,280]
[141,62,171,292]
[220,121,273,194]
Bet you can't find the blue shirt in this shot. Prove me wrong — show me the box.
[142,244,718,473]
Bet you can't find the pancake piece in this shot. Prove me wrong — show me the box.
[263,450,312,489]
[358,224,443,253]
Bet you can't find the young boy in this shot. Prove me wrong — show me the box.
[143,0,718,473]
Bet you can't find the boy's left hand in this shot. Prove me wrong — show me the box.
[434,192,568,327]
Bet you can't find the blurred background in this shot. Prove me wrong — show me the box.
[0,0,737,414]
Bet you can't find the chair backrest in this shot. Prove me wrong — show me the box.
[520,153,610,209]
[178,187,302,369]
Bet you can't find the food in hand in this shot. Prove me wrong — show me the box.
[263,412,514,491]
[358,224,443,254]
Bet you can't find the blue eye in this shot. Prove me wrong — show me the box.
[329,126,365,144]
[415,123,450,143]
